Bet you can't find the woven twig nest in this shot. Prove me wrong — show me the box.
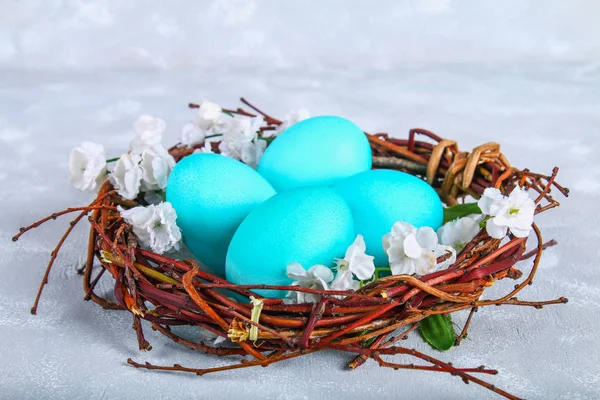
[16,100,569,400]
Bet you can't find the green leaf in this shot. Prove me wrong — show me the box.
[419,314,455,351]
[443,202,482,224]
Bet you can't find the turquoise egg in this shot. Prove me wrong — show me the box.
[226,187,355,298]
[332,169,443,268]
[257,116,372,192]
[166,153,276,276]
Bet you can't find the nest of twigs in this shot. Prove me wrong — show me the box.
[15,99,570,400]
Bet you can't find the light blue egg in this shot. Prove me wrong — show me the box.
[257,116,372,192]
[166,153,276,276]
[332,169,443,268]
[226,187,355,298]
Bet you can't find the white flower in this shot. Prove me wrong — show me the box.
[478,186,536,239]
[139,145,176,191]
[111,153,143,200]
[118,202,182,254]
[130,115,166,153]
[196,100,226,132]
[437,214,482,250]
[180,122,206,148]
[330,235,375,291]
[241,137,267,169]
[218,116,265,168]
[272,109,310,136]
[286,262,334,303]
[383,222,455,276]
[68,141,107,191]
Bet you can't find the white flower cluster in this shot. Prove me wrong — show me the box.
[180,101,310,169]
[111,115,176,200]
[118,202,182,254]
[286,209,501,304]
[478,186,535,239]
[383,222,456,276]
[68,114,175,201]
[218,115,266,169]
[68,114,181,254]
[285,235,374,302]
[286,223,458,304]
[178,100,266,168]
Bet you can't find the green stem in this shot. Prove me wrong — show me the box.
[374,267,391,280]
[205,134,223,139]
[156,191,166,201]
[106,157,120,163]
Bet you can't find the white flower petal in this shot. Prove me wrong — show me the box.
[437,214,481,247]
[390,258,416,276]
[308,265,334,283]
[403,233,423,259]
[416,227,438,251]
[509,225,532,238]
[478,187,504,215]
[286,262,310,283]
[339,235,375,281]
[111,153,143,200]
[330,269,355,291]
[139,145,176,191]
[414,251,437,276]
[486,218,508,239]
[392,221,417,237]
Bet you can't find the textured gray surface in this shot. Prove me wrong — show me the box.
[1,1,599,399]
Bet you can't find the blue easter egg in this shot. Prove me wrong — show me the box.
[257,116,372,192]
[226,187,355,298]
[166,153,276,276]
[332,169,443,268]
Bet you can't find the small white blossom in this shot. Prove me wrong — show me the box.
[111,153,143,200]
[286,262,334,303]
[330,235,375,291]
[241,137,266,169]
[118,202,182,254]
[139,145,176,191]
[218,116,265,168]
[196,100,227,132]
[130,115,166,153]
[180,122,206,148]
[478,186,535,239]
[437,214,482,250]
[383,222,455,276]
[68,141,107,191]
[272,109,310,136]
